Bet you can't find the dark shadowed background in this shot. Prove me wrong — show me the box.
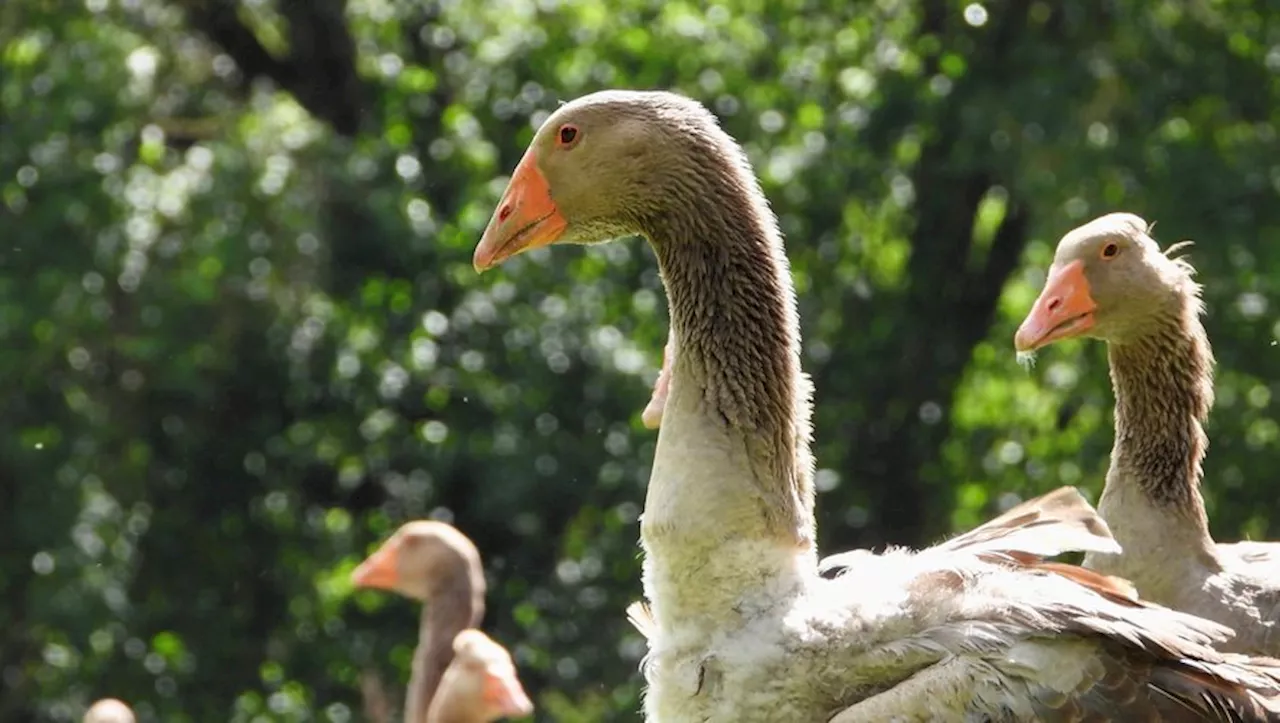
[3,0,1280,720]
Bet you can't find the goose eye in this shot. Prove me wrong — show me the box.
[1101,242,1119,259]
[557,124,579,147]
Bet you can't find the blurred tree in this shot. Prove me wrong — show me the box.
[3,0,1280,721]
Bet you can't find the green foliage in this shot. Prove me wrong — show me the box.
[4,0,1280,721]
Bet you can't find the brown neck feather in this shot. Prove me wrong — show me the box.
[408,578,484,723]
[1106,291,1214,523]
[641,150,815,545]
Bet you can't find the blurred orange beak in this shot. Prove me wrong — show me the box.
[641,337,672,430]
[351,537,402,590]
[1014,259,1097,352]
[482,667,534,718]
[474,151,569,272]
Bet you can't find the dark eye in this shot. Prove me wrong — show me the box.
[557,124,579,147]
[1101,242,1119,259]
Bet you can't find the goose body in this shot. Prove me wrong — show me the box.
[631,485,1280,721]
[475,90,1280,720]
[1016,213,1280,655]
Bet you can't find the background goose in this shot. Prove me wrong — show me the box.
[83,699,134,723]
[353,521,533,723]
[474,89,1280,721]
[1015,212,1280,655]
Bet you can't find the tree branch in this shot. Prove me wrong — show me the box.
[178,0,365,135]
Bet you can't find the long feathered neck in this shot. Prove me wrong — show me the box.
[642,143,816,548]
[409,583,483,723]
[1103,281,1215,540]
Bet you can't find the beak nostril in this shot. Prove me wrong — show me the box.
[1047,297,1061,312]
[498,203,513,222]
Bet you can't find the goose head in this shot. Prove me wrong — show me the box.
[473,90,729,271]
[1015,212,1197,351]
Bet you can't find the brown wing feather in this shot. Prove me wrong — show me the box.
[994,633,1280,721]
[821,487,1119,579]
[936,486,1120,560]
[996,583,1280,721]
[936,499,1280,720]
[1137,653,1280,721]
[1031,561,1141,604]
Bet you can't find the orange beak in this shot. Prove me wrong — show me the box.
[482,667,534,718]
[641,337,672,430]
[474,150,569,272]
[351,537,402,591]
[1014,259,1098,352]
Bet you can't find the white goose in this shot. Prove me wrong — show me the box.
[473,89,1280,721]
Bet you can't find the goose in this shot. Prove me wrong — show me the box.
[84,699,135,723]
[352,521,533,722]
[473,88,1280,721]
[1014,212,1280,654]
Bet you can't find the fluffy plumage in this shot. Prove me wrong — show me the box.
[631,485,1280,721]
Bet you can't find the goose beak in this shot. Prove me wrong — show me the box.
[640,338,673,430]
[482,667,534,718]
[474,150,569,272]
[351,538,402,591]
[1014,259,1098,352]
